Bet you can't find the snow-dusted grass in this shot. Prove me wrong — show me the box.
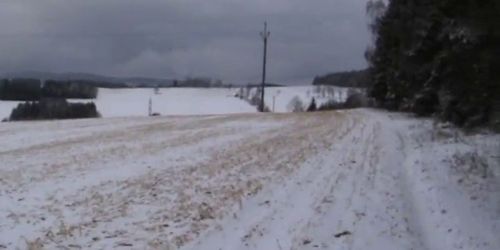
[0,110,498,250]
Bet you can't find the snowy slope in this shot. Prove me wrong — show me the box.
[93,88,257,117]
[0,101,20,121]
[0,88,257,120]
[0,110,498,250]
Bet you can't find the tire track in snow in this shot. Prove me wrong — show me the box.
[184,112,357,250]
[183,111,428,250]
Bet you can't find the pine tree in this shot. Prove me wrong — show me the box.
[366,0,500,126]
[307,98,317,112]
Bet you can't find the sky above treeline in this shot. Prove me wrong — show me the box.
[0,0,371,85]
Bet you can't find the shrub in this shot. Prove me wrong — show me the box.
[411,89,439,117]
[344,93,366,109]
[287,96,304,112]
[247,89,270,112]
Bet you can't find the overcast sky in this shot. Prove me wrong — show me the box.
[0,0,370,84]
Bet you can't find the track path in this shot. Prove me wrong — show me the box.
[184,110,427,250]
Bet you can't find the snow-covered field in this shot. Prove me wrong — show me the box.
[0,86,356,120]
[93,88,257,118]
[1,109,499,250]
[0,88,257,120]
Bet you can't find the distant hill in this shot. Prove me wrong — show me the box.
[1,71,175,88]
[312,69,370,88]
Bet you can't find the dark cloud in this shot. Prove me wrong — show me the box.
[0,0,370,84]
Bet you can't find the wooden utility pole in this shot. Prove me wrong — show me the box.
[260,22,270,112]
[148,97,152,116]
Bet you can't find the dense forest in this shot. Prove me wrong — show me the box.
[366,0,500,128]
[312,69,370,88]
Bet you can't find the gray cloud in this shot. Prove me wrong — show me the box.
[0,0,370,84]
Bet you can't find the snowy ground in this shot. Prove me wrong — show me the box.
[93,88,256,118]
[0,86,356,120]
[0,101,19,121]
[0,109,499,250]
[0,88,257,120]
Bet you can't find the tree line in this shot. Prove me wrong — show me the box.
[0,79,98,101]
[366,0,500,128]
[312,69,370,88]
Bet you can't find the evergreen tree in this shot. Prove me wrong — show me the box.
[367,0,500,126]
[307,98,317,112]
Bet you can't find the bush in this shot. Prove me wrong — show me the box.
[411,89,439,117]
[344,93,366,109]
[9,99,100,121]
[287,96,304,112]
[247,89,270,112]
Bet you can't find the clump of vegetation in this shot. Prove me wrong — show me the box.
[344,92,368,109]
[9,99,100,121]
[237,87,270,112]
[287,96,304,112]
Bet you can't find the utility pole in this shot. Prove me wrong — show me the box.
[260,22,270,112]
[148,97,152,116]
[272,95,276,112]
